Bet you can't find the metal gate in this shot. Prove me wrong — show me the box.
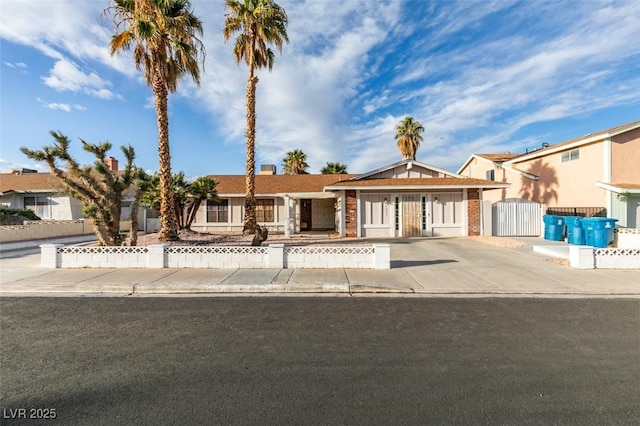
[492,198,542,236]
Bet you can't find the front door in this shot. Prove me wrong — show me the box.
[300,199,312,231]
[402,194,421,237]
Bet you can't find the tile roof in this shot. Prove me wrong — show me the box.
[208,174,358,194]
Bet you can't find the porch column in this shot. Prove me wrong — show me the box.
[284,195,292,238]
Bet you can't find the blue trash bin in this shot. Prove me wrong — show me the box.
[543,215,565,241]
[565,216,585,245]
[581,218,618,248]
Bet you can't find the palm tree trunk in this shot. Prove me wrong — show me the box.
[130,189,140,246]
[185,199,201,230]
[153,74,179,241]
[243,67,259,235]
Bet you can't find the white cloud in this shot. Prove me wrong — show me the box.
[4,61,27,69]
[42,59,121,100]
[37,98,88,112]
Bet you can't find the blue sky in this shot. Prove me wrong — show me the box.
[1,0,639,177]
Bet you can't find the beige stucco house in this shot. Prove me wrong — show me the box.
[2,158,506,238]
[457,120,640,228]
[191,160,507,238]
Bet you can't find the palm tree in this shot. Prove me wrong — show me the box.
[185,176,219,230]
[321,162,348,174]
[223,0,289,235]
[104,0,205,241]
[394,116,425,160]
[282,149,309,175]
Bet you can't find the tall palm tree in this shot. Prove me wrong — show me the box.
[223,0,288,235]
[394,116,425,160]
[320,162,348,174]
[282,149,309,175]
[104,0,205,241]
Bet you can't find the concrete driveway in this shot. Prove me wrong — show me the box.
[350,237,640,295]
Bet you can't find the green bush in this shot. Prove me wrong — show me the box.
[0,206,41,225]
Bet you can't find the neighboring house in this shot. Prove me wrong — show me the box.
[0,170,84,220]
[0,158,146,226]
[191,159,507,238]
[458,120,640,228]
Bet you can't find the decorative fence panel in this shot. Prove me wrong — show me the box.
[594,248,640,269]
[57,246,149,268]
[41,243,391,270]
[284,246,375,269]
[166,246,269,268]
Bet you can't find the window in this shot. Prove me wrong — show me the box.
[485,169,495,181]
[24,196,50,218]
[561,149,580,162]
[256,199,274,222]
[207,199,228,223]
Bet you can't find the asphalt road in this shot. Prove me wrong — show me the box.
[1,297,638,425]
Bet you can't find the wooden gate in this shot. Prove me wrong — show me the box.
[402,194,421,237]
[492,198,542,236]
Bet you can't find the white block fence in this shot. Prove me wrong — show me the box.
[40,243,391,270]
[570,246,640,269]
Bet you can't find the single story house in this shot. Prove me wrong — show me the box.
[457,120,640,228]
[0,170,84,220]
[0,158,146,225]
[2,158,507,238]
[190,159,508,238]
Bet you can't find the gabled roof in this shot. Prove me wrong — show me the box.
[458,119,640,175]
[457,153,520,175]
[353,159,464,181]
[208,174,356,195]
[0,173,63,195]
[506,119,640,164]
[324,177,508,191]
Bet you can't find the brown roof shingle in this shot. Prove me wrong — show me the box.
[208,174,358,194]
[0,173,63,194]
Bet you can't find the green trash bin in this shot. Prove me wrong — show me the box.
[543,215,565,241]
[565,216,585,245]
[581,218,618,248]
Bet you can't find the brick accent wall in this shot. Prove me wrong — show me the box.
[467,188,481,236]
[345,190,357,237]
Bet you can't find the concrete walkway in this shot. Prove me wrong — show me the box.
[1,237,638,297]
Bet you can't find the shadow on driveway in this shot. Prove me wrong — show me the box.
[391,259,458,268]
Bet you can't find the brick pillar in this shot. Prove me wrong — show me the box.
[467,188,481,236]
[345,190,357,237]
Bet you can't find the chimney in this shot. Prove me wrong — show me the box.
[259,164,276,175]
[106,157,119,172]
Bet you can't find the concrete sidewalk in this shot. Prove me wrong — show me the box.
[1,237,638,297]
